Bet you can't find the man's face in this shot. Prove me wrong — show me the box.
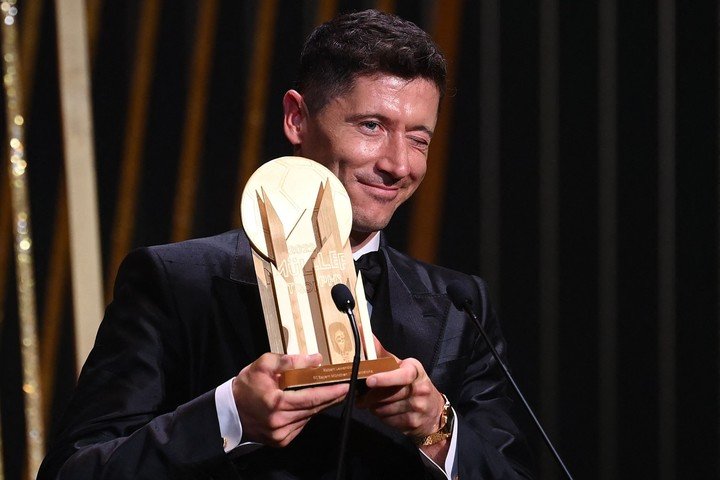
[286,74,440,238]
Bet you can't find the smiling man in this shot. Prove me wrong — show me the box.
[283,73,437,244]
[39,10,533,480]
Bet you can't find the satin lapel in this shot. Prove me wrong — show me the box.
[230,228,257,284]
[211,276,269,366]
[210,229,269,366]
[373,248,451,376]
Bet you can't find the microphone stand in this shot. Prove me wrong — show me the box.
[332,285,362,480]
[447,283,574,480]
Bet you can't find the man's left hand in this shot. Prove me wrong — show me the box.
[356,340,445,439]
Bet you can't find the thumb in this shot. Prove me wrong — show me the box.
[276,352,324,372]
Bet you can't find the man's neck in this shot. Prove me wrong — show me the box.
[350,230,380,254]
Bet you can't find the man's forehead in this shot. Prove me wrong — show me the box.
[343,72,439,97]
[319,73,441,117]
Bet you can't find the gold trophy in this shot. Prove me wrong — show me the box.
[240,156,397,389]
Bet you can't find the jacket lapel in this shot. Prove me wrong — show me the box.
[372,244,451,377]
[210,230,269,366]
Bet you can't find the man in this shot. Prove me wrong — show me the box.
[39,10,533,479]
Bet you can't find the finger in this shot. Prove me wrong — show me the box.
[366,360,420,388]
[369,400,412,418]
[279,392,346,424]
[275,353,324,372]
[264,385,350,442]
[282,382,349,411]
[367,410,425,435]
[265,417,311,447]
[356,385,407,409]
[363,385,411,405]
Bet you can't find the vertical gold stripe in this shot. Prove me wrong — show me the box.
[41,0,104,421]
[40,0,103,418]
[106,1,162,299]
[407,1,462,262]
[171,0,219,242]
[2,2,45,477]
[314,0,337,25]
[232,0,279,226]
[40,178,69,426]
[55,0,105,371]
[19,0,42,113]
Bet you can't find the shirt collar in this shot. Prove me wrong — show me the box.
[352,231,381,260]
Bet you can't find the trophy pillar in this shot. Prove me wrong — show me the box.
[240,156,397,389]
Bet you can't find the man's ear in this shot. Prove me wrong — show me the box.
[282,89,307,146]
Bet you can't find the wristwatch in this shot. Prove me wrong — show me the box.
[412,394,454,446]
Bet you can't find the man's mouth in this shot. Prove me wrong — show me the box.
[357,180,400,200]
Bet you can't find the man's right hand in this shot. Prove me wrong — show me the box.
[232,352,349,447]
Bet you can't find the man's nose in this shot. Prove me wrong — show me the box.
[376,133,410,180]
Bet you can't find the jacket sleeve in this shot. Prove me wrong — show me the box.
[37,248,239,480]
[453,277,535,479]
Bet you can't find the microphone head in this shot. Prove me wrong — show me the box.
[331,284,356,311]
[446,281,474,311]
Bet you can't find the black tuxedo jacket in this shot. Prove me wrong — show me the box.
[38,230,533,479]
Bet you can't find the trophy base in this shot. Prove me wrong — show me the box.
[280,357,398,390]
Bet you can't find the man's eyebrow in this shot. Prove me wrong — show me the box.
[411,125,434,138]
[346,113,434,137]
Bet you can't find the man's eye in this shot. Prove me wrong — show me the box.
[361,121,379,131]
[409,136,429,148]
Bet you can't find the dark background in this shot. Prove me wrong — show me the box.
[1,1,718,479]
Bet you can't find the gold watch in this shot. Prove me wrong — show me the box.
[412,394,454,446]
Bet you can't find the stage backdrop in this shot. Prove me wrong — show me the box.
[0,1,718,479]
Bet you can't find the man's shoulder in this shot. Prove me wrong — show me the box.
[384,245,485,295]
[144,229,244,266]
[118,229,248,286]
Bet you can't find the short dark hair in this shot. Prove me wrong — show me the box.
[297,9,447,113]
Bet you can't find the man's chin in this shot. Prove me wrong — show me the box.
[351,216,390,235]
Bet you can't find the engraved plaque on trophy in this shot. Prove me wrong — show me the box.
[240,156,397,389]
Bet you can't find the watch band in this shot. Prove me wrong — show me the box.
[412,393,454,447]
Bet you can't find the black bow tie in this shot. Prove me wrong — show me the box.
[354,251,385,302]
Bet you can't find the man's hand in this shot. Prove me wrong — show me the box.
[232,352,349,447]
[358,340,451,466]
[358,340,445,438]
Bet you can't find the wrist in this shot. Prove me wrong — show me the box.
[410,393,454,446]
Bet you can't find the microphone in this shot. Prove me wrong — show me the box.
[331,283,356,311]
[446,281,574,480]
[330,284,362,480]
